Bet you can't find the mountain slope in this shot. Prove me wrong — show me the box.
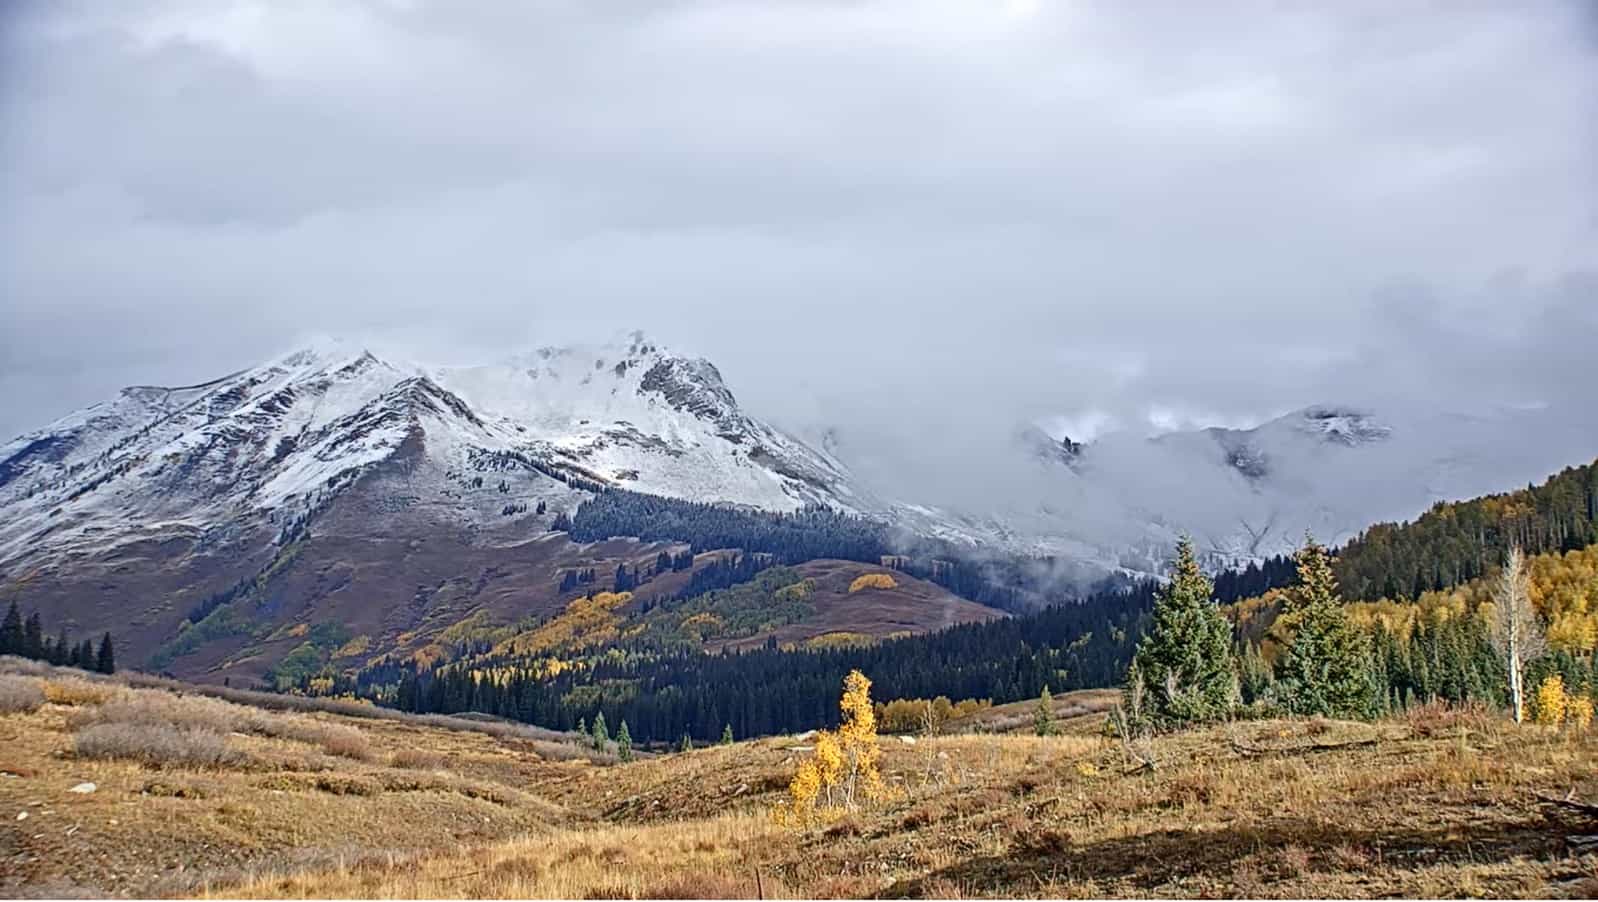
[0,334,882,680]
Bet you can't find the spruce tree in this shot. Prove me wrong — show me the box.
[1284,532,1336,614]
[720,724,734,745]
[616,720,633,762]
[678,734,694,753]
[96,633,115,674]
[1275,536,1378,719]
[591,711,609,750]
[0,601,22,656]
[1126,537,1237,728]
[22,612,43,660]
[1033,685,1056,736]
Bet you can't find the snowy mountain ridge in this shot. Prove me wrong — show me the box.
[0,333,867,571]
[3,335,1595,588]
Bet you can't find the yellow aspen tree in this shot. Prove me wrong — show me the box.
[1533,675,1567,726]
[1567,694,1594,731]
[849,573,898,593]
[837,669,885,807]
[774,669,891,827]
[779,758,822,826]
[813,730,843,809]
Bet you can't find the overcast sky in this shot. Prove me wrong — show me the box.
[2,0,1595,447]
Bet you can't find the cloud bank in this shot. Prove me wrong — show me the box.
[3,0,1594,491]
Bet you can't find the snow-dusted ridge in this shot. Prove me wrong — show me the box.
[3,334,1595,586]
[0,333,869,569]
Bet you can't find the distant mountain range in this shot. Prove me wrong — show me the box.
[2,331,1593,680]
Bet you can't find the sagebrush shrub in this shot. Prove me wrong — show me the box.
[0,674,46,715]
[74,722,243,768]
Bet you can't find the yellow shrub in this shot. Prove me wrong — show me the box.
[335,635,371,658]
[1532,675,1568,726]
[874,695,988,734]
[1568,695,1594,732]
[848,573,898,593]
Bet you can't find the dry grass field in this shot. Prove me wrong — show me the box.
[2,657,1596,898]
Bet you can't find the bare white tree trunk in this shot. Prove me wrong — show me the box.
[1491,546,1546,723]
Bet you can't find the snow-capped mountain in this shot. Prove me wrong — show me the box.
[3,332,1594,683]
[0,333,868,571]
[0,332,899,679]
[906,400,1598,574]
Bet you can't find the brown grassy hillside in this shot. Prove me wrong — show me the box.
[709,559,1005,652]
[2,658,1595,898]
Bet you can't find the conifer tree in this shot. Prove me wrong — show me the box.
[96,633,115,675]
[22,612,43,660]
[1126,537,1237,728]
[1275,535,1378,719]
[678,734,694,753]
[591,711,609,750]
[720,723,734,745]
[576,716,586,737]
[1033,685,1056,736]
[616,719,633,761]
[1284,532,1337,614]
[0,601,22,656]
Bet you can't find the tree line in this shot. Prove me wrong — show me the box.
[0,601,116,673]
[1334,458,1598,601]
[338,459,1598,742]
[1124,534,1594,734]
[354,578,1157,744]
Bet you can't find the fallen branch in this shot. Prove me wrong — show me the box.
[1229,735,1384,758]
[1533,791,1598,819]
[437,869,487,883]
[1121,759,1156,777]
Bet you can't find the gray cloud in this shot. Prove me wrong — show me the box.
[3,0,1595,484]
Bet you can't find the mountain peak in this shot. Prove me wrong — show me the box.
[272,336,393,375]
[1291,405,1392,446]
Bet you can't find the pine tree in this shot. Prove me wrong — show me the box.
[1284,532,1336,614]
[616,719,633,762]
[1033,685,1056,736]
[576,716,586,737]
[50,627,69,665]
[0,601,22,656]
[1126,537,1237,728]
[591,711,609,750]
[1275,536,1378,719]
[720,723,734,745]
[96,633,115,674]
[22,612,43,660]
[678,734,694,753]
